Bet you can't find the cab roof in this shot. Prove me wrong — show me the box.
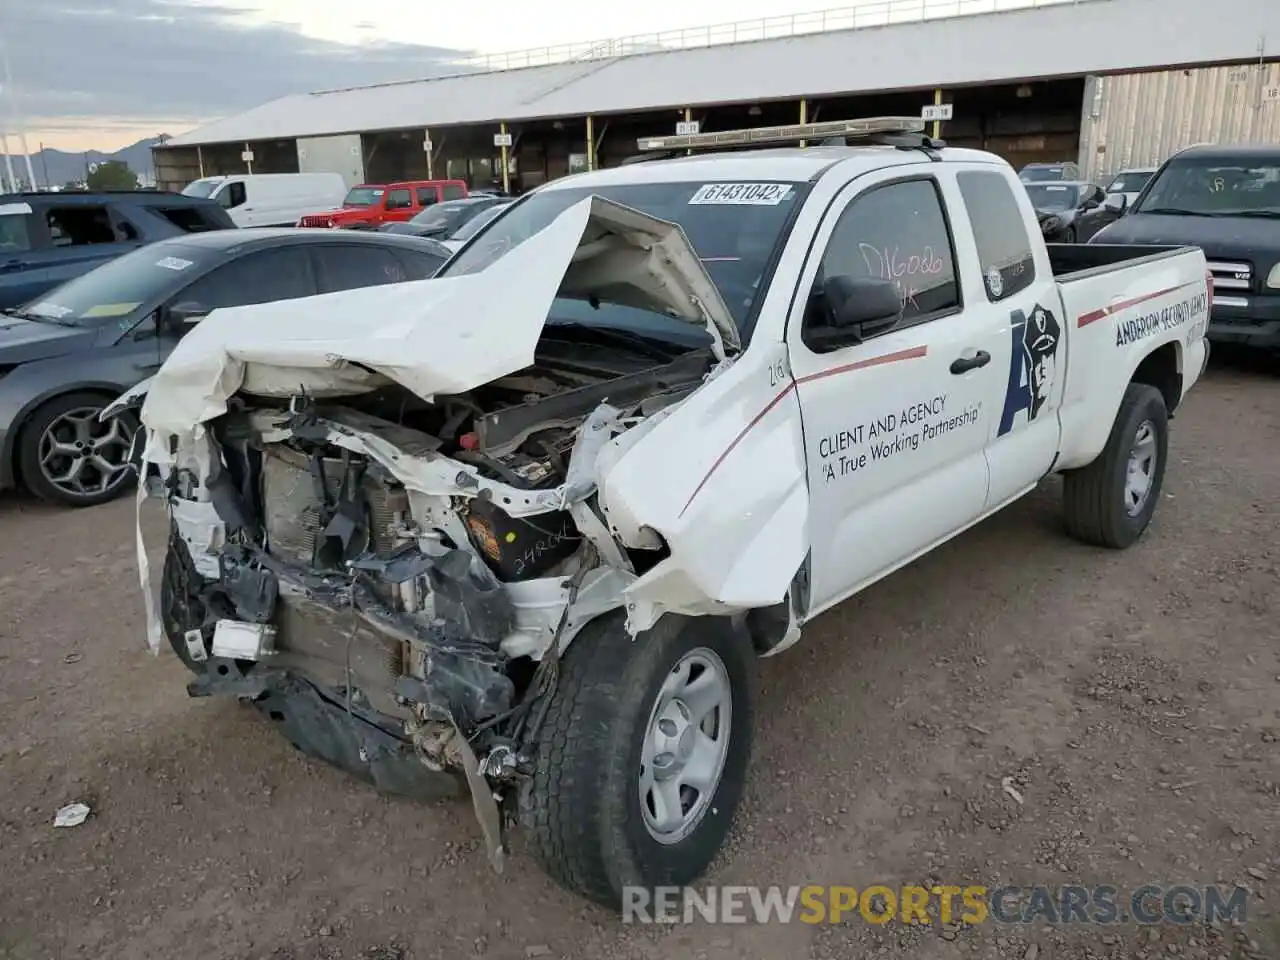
[537,145,1005,191]
[1171,143,1280,163]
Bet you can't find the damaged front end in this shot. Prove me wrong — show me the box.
[139,196,738,868]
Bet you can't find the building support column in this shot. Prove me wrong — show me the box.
[932,88,943,139]
[424,128,434,179]
[586,115,595,171]
[799,98,808,147]
[197,145,205,177]
[499,121,511,194]
[684,107,693,156]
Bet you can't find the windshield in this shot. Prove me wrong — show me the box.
[1106,170,1154,194]
[1136,159,1280,216]
[409,202,473,230]
[449,202,510,242]
[441,181,807,337]
[1021,166,1067,183]
[181,178,222,199]
[1025,184,1080,212]
[19,243,212,326]
[343,187,385,207]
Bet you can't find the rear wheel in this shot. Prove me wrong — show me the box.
[1063,383,1168,548]
[520,611,755,908]
[18,391,139,507]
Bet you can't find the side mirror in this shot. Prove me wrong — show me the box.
[1104,194,1127,215]
[806,276,902,350]
[1083,198,1100,210]
[166,301,209,327]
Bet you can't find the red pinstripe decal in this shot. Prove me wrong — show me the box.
[1076,280,1200,328]
[677,345,929,518]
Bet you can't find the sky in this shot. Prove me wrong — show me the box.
[0,0,860,154]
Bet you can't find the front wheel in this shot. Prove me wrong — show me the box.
[1062,382,1169,548]
[520,612,756,908]
[18,391,139,507]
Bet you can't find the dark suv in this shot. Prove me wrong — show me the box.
[0,228,445,507]
[0,191,234,311]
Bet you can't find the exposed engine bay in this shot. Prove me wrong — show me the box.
[129,194,812,874]
[158,327,715,862]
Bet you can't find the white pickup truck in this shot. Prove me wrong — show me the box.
[120,118,1211,908]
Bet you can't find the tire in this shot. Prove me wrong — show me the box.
[520,611,756,908]
[161,533,211,674]
[17,391,139,507]
[1063,382,1168,549]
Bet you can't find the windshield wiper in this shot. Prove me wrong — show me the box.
[1219,209,1280,219]
[545,320,683,361]
[2,307,74,326]
[1137,207,1221,217]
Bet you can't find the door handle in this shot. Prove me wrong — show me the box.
[950,350,991,374]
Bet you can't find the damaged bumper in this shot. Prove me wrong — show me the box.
[196,667,463,802]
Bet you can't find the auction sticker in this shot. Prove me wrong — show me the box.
[156,256,194,271]
[688,183,793,205]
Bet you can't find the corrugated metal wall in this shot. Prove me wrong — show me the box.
[1080,60,1280,180]
[153,146,202,193]
[297,135,364,187]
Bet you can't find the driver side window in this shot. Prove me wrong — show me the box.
[151,247,316,338]
[217,182,247,209]
[809,177,960,333]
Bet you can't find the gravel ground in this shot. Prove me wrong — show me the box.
[1,356,1276,960]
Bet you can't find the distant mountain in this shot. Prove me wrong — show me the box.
[0,137,163,189]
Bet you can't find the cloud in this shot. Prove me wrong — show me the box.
[3,0,471,129]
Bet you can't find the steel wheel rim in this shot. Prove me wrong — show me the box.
[1124,419,1158,517]
[639,647,732,845]
[37,406,135,499]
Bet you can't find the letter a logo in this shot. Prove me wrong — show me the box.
[999,310,1031,437]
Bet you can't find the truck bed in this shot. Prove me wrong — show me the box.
[1047,243,1183,281]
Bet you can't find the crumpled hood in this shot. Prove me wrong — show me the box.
[137,195,738,439]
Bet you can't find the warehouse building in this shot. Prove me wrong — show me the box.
[153,0,1280,194]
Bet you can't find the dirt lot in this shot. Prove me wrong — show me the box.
[1,357,1276,960]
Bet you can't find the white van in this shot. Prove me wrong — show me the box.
[181,173,347,228]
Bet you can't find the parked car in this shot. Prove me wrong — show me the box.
[378,195,507,240]
[181,173,348,228]
[1102,167,1157,207]
[0,191,233,311]
[1019,161,1081,183]
[0,228,445,507]
[435,200,514,255]
[123,118,1209,908]
[1090,143,1280,351]
[297,180,470,230]
[1025,180,1111,242]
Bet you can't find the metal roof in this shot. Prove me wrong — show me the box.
[165,0,1276,148]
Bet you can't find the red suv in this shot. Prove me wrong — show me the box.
[298,179,469,230]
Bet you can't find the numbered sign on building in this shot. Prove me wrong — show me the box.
[493,132,513,148]
[921,103,954,122]
[676,120,701,136]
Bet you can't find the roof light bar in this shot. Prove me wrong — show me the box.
[637,116,928,152]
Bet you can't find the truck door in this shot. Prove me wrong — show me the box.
[785,168,1007,615]
[951,169,1065,508]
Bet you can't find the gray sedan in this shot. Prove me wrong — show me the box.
[0,228,446,506]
